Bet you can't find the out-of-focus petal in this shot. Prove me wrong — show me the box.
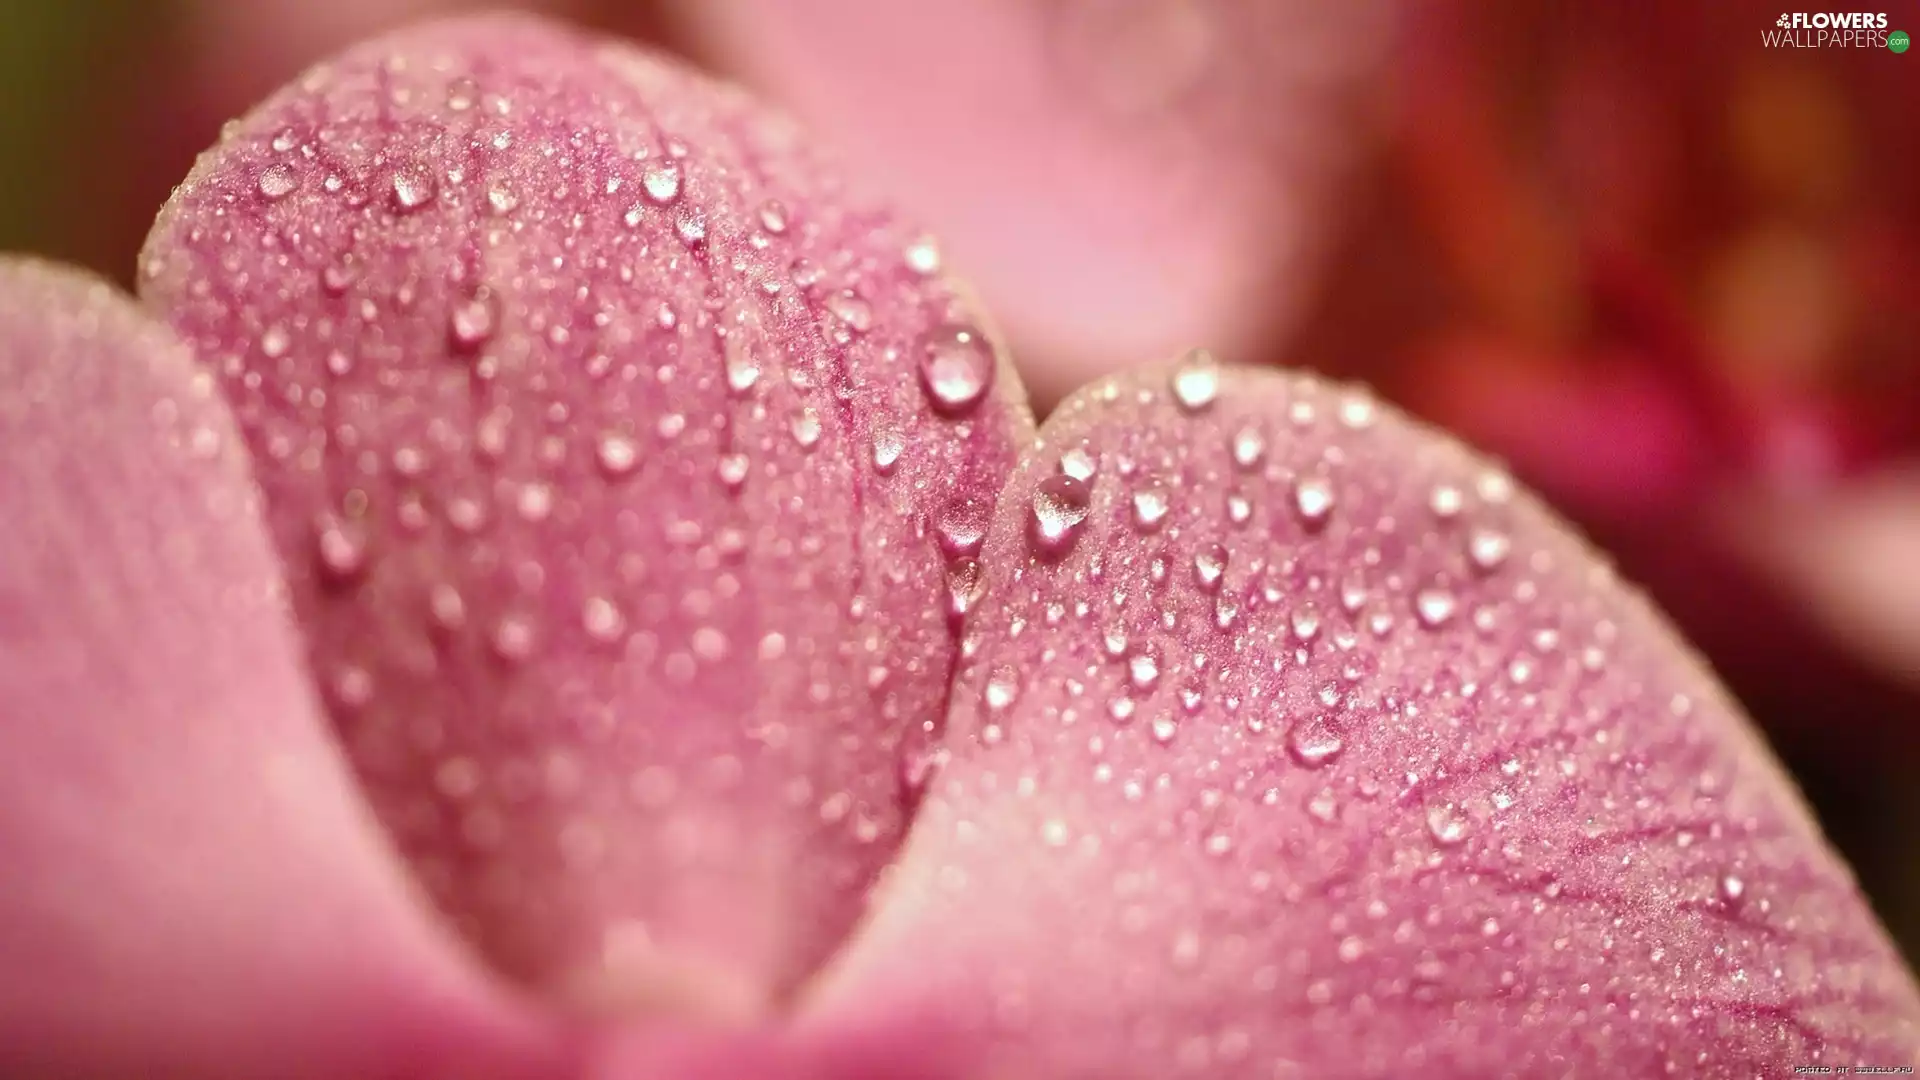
[1739,470,1920,689]
[678,0,1394,402]
[803,358,1920,1076]
[139,15,1031,1017]
[0,259,563,1080]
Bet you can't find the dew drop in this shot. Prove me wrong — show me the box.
[1193,543,1229,592]
[491,614,536,662]
[904,234,942,275]
[1467,527,1511,572]
[757,199,789,233]
[724,335,762,394]
[1426,804,1470,846]
[1719,873,1746,904]
[581,596,626,643]
[1029,476,1092,558]
[716,452,751,491]
[596,433,640,477]
[790,408,823,449]
[1150,716,1180,744]
[1287,716,1345,768]
[1230,426,1266,470]
[448,293,498,351]
[1414,587,1457,628]
[390,164,437,212]
[1058,447,1097,482]
[1127,646,1161,692]
[1292,476,1335,529]
[870,428,905,475]
[257,164,297,200]
[642,162,682,204]
[313,515,369,583]
[984,667,1020,711]
[1170,348,1221,411]
[1338,392,1377,429]
[918,324,995,416]
[1131,482,1171,531]
[947,557,986,622]
[1429,484,1465,519]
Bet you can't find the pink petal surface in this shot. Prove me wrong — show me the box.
[679,0,1393,402]
[139,15,1031,1015]
[0,259,561,1080]
[804,358,1920,1076]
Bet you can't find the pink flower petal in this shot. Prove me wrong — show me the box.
[678,0,1393,401]
[0,259,562,1080]
[139,15,1030,1016]
[803,357,1920,1075]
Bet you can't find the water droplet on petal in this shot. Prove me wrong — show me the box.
[1230,426,1266,470]
[790,408,823,449]
[581,596,626,643]
[313,514,369,583]
[918,324,995,416]
[1291,476,1335,529]
[1429,484,1465,519]
[1338,391,1377,429]
[1150,715,1181,744]
[1467,527,1511,572]
[1426,804,1470,846]
[871,428,905,475]
[596,433,639,477]
[1128,646,1162,691]
[1719,873,1747,904]
[757,199,789,233]
[904,234,942,275]
[1193,543,1229,592]
[1287,716,1344,768]
[1131,482,1171,531]
[1170,348,1220,411]
[491,614,536,662]
[642,162,681,204]
[1414,587,1457,628]
[984,667,1020,711]
[448,293,498,352]
[1058,448,1097,482]
[1029,476,1093,558]
[257,164,297,200]
[390,164,437,212]
[725,335,762,394]
[947,557,986,622]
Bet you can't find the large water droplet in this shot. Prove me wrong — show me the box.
[1426,804,1470,846]
[390,164,437,212]
[1029,475,1093,558]
[257,164,298,200]
[1170,348,1220,411]
[642,162,682,204]
[1287,716,1344,768]
[1414,587,1457,628]
[918,324,995,416]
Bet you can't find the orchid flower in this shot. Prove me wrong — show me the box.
[3,14,1918,1080]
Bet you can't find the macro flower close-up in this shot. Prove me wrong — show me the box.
[2,6,1918,1080]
